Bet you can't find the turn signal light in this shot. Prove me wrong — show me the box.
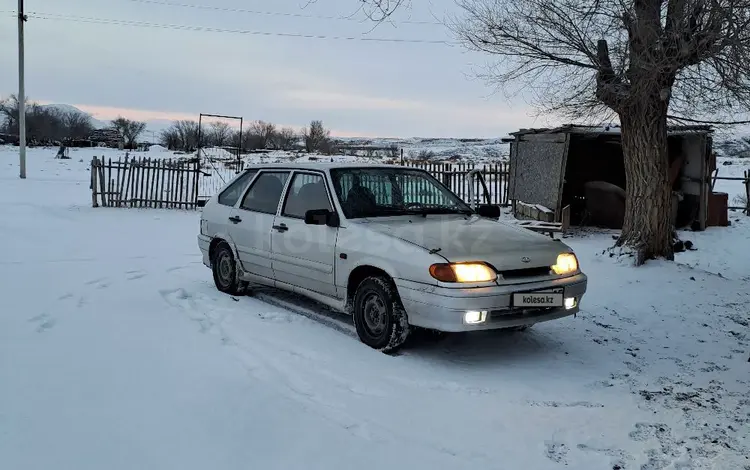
[429,262,497,283]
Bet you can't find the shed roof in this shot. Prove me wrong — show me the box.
[507,123,713,139]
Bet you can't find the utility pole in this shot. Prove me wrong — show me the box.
[18,0,27,179]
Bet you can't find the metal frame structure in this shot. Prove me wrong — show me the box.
[197,113,244,169]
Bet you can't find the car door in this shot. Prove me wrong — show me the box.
[228,170,291,282]
[270,171,339,298]
[205,169,258,236]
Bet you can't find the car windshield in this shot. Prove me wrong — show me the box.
[330,167,473,219]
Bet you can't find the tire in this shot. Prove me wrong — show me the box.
[352,276,410,353]
[211,242,247,296]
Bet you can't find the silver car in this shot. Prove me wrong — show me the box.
[198,163,587,353]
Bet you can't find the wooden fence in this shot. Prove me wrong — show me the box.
[404,161,511,206]
[90,156,201,209]
[712,169,750,215]
[195,159,511,206]
[91,156,510,209]
[90,154,749,217]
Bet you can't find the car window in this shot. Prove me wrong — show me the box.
[331,168,470,218]
[239,171,290,214]
[335,172,393,205]
[396,173,456,207]
[217,170,257,207]
[282,173,333,218]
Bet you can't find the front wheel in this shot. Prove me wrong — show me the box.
[352,276,410,353]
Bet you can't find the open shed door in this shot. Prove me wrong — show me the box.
[509,133,570,221]
[698,136,712,230]
[679,132,711,230]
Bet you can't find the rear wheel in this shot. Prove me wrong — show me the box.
[211,242,247,296]
[352,276,410,353]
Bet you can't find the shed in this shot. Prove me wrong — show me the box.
[504,124,715,231]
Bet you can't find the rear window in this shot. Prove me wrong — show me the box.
[217,170,257,207]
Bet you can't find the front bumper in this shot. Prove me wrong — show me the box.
[198,234,211,268]
[395,273,587,332]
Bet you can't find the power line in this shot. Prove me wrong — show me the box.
[22,11,453,45]
[125,0,442,26]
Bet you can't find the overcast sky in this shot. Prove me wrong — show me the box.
[0,0,563,137]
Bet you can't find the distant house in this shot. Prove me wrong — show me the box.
[136,142,155,151]
[0,133,19,145]
[89,128,121,148]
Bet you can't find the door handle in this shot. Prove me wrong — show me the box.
[272,224,288,232]
[228,216,242,224]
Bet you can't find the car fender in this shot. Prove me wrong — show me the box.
[209,230,242,264]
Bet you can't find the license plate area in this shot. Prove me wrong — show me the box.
[512,287,563,308]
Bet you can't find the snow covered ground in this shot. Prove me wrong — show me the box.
[1,145,749,470]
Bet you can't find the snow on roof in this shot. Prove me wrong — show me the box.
[242,161,409,170]
[508,123,713,137]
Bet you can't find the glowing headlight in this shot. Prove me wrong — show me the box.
[429,262,497,283]
[551,253,579,275]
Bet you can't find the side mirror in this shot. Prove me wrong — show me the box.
[304,209,340,227]
[476,204,501,219]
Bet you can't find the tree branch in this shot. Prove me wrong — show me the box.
[667,114,750,125]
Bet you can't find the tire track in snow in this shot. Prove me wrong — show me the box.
[157,286,498,465]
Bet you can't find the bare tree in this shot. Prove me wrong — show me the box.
[317,0,408,21]
[63,111,94,140]
[303,120,331,153]
[0,95,20,134]
[248,120,277,149]
[273,127,299,151]
[111,117,147,149]
[159,127,180,150]
[208,121,232,147]
[160,120,204,152]
[447,0,750,265]
[229,129,255,153]
[1,95,97,144]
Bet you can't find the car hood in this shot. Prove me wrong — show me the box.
[356,215,570,271]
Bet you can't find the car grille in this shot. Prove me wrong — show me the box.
[498,266,552,279]
[489,307,556,321]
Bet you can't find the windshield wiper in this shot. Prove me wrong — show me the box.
[404,206,473,216]
[353,205,472,218]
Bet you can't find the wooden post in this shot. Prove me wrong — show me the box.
[192,159,200,209]
[97,159,107,207]
[117,156,128,206]
[135,158,144,208]
[745,170,750,216]
[159,159,167,209]
[561,205,571,233]
[91,157,99,207]
[123,157,134,207]
[107,156,112,203]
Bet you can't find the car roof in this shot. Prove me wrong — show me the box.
[241,162,422,171]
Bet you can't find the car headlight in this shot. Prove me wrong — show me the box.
[551,253,578,275]
[429,262,497,283]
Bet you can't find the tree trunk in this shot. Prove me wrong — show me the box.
[617,101,674,265]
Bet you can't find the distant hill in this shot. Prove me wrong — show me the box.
[37,103,107,129]
[14,103,750,160]
[715,135,750,159]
